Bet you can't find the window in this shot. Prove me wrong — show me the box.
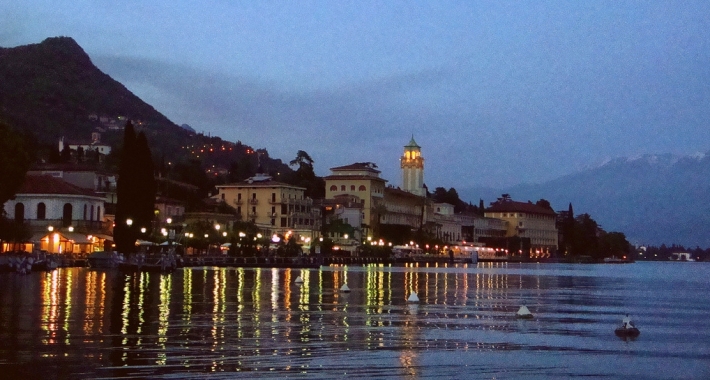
[359,185,366,191]
[90,205,95,221]
[14,203,24,222]
[271,219,275,226]
[62,203,72,226]
[238,193,242,200]
[330,185,337,191]
[37,203,46,220]
[350,185,355,191]
[272,193,276,202]
[97,206,101,221]
[341,185,345,191]
[221,193,225,200]
[281,218,287,227]
[83,204,87,220]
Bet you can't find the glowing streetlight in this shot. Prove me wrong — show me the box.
[222,232,227,237]
[68,226,74,232]
[215,224,221,231]
[126,218,133,226]
[166,218,172,224]
[141,227,146,233]
[47,225,54,232]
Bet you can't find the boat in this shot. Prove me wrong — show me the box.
[603,256,633,264]
[614,314,640,338]
[87,251,124,268]
[670,252,695,262]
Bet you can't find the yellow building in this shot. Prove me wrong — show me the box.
[324,163,386,234]
[213,174,318,239]
[484,198,558,257]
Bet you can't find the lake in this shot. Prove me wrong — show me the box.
[0,262,708,379]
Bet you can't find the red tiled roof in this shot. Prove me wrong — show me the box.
[324,175,387,182]
[384,187,424,200]
[486,200,557,215]
[18,175,100,197]
[329,162,381,174]
[216,179,306,190]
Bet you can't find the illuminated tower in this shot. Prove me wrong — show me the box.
[401,136,425,196]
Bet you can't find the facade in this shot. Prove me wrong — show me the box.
[400,136,425,196]
[213,174,319,240]
[324,162,387,233]
[59,134,112,156]
[382,186,425,230]
[28,164,117,205]
[2,175,109,253]
[484,198,558,257]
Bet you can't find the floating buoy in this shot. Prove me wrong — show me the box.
[340,283,351,292]
[295,276,303,283]
[407,291,420,303]
[615,314,640,338]
[516,305,533,319]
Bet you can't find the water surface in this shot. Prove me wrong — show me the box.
[0,262,708,379]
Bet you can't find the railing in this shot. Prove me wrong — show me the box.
[234,199,244,205]
[247,212,258,218]
[248,199,259,205]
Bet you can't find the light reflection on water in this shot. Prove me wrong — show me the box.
[0,262,709,379]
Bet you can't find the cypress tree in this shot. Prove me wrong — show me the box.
[114,122,138,253]
[134,132,156,235]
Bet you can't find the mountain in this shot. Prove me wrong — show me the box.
[0,37,296,178]
[0,36,191,159]
[460,153,710,248]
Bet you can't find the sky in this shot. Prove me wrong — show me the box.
[2,1,710,189]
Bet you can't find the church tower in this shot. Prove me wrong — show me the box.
[401,136,425,196]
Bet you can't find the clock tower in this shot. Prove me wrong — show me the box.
[400,136,425,196]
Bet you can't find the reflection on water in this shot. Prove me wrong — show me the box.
[1,262,709,379]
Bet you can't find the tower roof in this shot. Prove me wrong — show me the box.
[405,135,420,149]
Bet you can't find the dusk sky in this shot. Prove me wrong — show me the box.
[2,1,709,189]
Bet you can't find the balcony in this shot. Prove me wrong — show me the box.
[234,199,244,205]
[248,199,259,205]
[247,212,258,218]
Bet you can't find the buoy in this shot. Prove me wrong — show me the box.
[295,276,303,283]
[516,305,533,319]
[407,291,420,303]
[340,283,351,292]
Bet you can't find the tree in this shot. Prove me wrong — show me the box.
[114,122,156,254]
[288,150,323,198]
[134,132,156,234]
[0,121,32,207]
[535,199,553,211]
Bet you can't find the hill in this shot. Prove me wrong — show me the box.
[0,37,298,188]
[460,153,710,248]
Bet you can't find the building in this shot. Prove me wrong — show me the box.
[324,162,387,235]
[59,134,112,156]
[2,175,110,253]
[383,186,425,230]
[213,173,319,241]
[484,197,558,257]
[400,136,425,197]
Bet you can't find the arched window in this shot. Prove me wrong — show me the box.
[340,185,345,191]
[358,185,366,191]
[37,203,46,220]
[350,185,355,191]
[330,185,337,191]
[62,203,72,227]
[14,203,24,222]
